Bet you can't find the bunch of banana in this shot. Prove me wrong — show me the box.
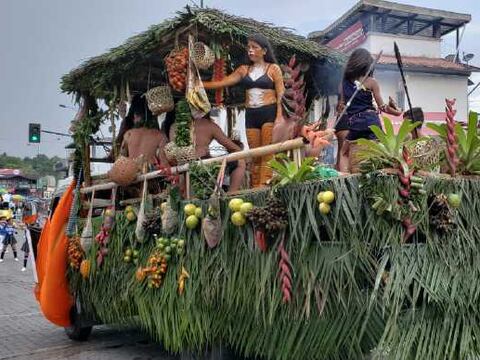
[187,86,211,114]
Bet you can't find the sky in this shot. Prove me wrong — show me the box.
[1,0,480,158]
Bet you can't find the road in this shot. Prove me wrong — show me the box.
[0,239,235,360]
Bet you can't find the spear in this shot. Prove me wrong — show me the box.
[394,42,418,139]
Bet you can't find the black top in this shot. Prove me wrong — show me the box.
[241,65,275,90]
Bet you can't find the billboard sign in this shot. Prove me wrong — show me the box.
[327,21,367,53]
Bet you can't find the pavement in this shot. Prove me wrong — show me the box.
[0,233,217,360]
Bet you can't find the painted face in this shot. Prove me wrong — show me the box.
[247,40,266,62]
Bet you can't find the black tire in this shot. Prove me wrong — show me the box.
[64,302,93,341]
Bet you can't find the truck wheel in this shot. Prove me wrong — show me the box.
[64,303,92,341]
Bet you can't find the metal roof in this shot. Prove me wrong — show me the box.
[309,0,471,41]
[376,54,480,76]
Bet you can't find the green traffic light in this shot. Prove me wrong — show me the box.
[31,135,38,141]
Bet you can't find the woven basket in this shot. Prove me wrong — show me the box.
[145,86,174,115]
[164,142,196,165]
[192,42,215,70]
[410,137,443,171]
[108,156,139,186]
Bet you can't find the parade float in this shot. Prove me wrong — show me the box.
[35,6,480,360]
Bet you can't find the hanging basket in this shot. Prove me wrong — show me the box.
[108,156,140,186]
[144,86,174,115]
[164,142,196,165]
[192,42,215,70]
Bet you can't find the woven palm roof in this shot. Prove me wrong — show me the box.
[61,6,345,97]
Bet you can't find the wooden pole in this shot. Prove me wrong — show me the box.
[80,138,305,194]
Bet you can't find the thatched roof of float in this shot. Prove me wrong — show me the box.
[61,6,345,97]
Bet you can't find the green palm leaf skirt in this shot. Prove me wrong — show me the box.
[70,174,480,360]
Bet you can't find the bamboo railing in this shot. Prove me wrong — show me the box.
[80,137,305,194]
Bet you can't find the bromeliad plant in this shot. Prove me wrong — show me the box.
[356,117,421,171]
[427,102,480,175]
[269,155,317,188]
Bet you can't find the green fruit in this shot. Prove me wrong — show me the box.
[195,207,203,218]
[184,204,197,216]
[160,238,169,246]
[177,239,185,247]
[448,193,461,208]
[186,215,199,229]
[322,191,335,204]
[132,250,139,258]
[319,202,331,215]
[123,256,131,263]
[133,259,138,265]
[171,238,178,244]
[317,192,325,203]
[240,202,254,215]
[147,282,154,289]
[126,211,136,222]
[105,209,115,218]
[231,211,246,226]
[124,249,133,257]
[165,246,172,254]
[170,243,177,249]
[157,243,165,250]
[229,198,244,212]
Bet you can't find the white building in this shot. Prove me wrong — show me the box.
[309,0,479,126]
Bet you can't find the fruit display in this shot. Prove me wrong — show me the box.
[177,266,190,295]
[143,209,162,236]
[184,203,202,230]
[228,198,251,227]
[95,207,115,267]
[316,190,335,215]
[123,247,140,265]
[174,100,192,147]
[68,236,84,270]
[447,193,461,208]
[136,249,168,289]
[246,197,288,233]
[80,259,91,279]
[165,47,188,92]
[186,84,211,114]
[429,194,456,234]
[155,235,186,258]
[124,206,136,222]
[212,56,226,106]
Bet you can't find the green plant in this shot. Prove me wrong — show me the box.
[356,117,421,169]
[174,100,191,147]
[269,155,317,187]
[189,163,220,200]
[427,115,480,175]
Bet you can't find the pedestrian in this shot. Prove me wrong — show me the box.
[0,217,19,262]
[20,230,29,271]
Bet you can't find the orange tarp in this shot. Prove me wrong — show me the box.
[35,181,75,327]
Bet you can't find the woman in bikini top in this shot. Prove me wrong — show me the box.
[203,33,285,187]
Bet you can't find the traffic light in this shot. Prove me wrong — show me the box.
[28,123,41,143]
